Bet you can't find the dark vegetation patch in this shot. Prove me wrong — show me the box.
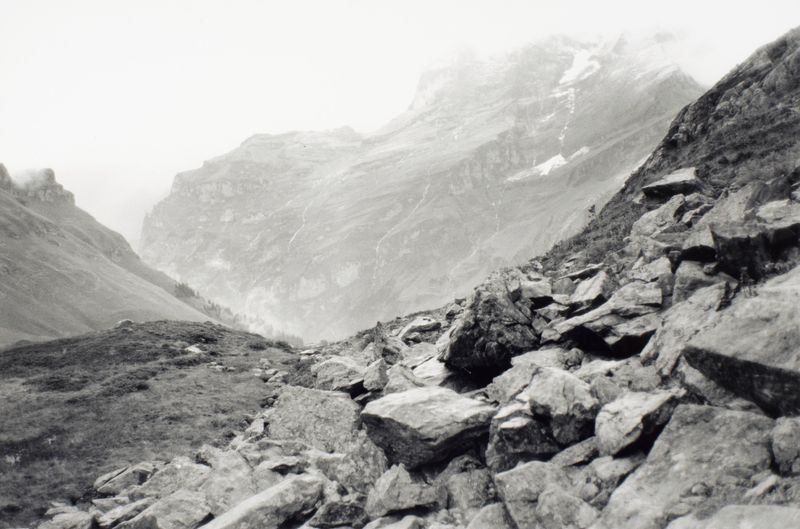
[0,320,299,529]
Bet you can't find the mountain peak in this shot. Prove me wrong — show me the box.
[4,167,75,204]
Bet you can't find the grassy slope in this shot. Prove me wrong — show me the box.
[0,321,301,528]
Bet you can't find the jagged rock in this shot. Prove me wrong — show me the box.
[371,322,410,364]
[664,504,800,529]
[196,445,257,514]
[485,348,570,404]
[556,281,662,356]
[364,358,390,391]
[640,283,727,376]
[516,367,599,445]
[441,466,495,522]
[465,503,515,529]
[592,405,774,529]
[92,497,133,513]
[550,437,599,467]
[563,264,604,280]
[494,461,571,529]
[267,385,361,452]
[308,496,369,528]
[439,283,539,375]
[398,317,441,340]
[309,430,388,494]
[577,454,644,509]
[641,168,706,199]
[200,474,323,529]
[401,342,438,369]
[95,462,160,496]
[535,485,599,529]
[116,489,211,529]
[382,364,426,394]
[312,356,366,392]
[129,457,210,500]
[38,510,94,529]
[552,276,577,296]
[411,357,460,389]
[510,278,554,307]
[771,417,800,475]
[627,256,674,296]
[569,271,614,311]
[630,194,687,238]
[684,266,800,415]
[672,261,737,302]
[707,199,800,279]
[365,465,444,518]
[595,389,684,456]
[575,357,660,395]
[97,498,153,529]
[362,386,494,467]
[486,402,559,471]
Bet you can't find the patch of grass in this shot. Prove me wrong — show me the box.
[0,320,300,529]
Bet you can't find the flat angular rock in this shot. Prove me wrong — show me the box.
[630,194,687,238]
[97,498,154,529]
[641,167,705,199]
[486,348,569,404]
[569,271,614,310]
[267,385,361,452]
[366,465,443,518]
[312,356,366,392]
[592,405,774,529]
[129,457,211,500]
[364,358,390,391]
[201,474,324,529]
[196,445,257,514]
[398,316,442,340]
[38,510,94,529]
[309,430,388,494]
[510,278,554,307]
[362,387,495,468]
[595,389,683,456]
[96,462,160,496]
[684,266,800,415]
[116,489,211,529]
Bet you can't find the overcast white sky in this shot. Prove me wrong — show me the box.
[2,0,799,243]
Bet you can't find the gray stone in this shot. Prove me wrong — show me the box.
[365,465,443,518]
[116,489,211,529]
[672,261,736,303]
[641,167,706,199]
[771,417,800,475]
[362,387,495,468]
[665,504,800,529]
[312,356,366,392]
[494,461,571,529]
[595,390,683,456]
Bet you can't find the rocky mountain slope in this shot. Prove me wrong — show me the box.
[141,34,703,342]
[0,167,244,347]
[26,28,800,529]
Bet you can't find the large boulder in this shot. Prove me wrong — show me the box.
[309,430,388,494]
[362,387,495,468]
[684,265,800,415]
[267,385,361,452]
[591,405,774,529]
[594,390,683,456]
[200,474,324,529]
[196,445,257,514]
[439,282,540,375]
[641,167,706,199]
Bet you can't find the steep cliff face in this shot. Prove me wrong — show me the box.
[0,166,213,347]
[141,35,704,341]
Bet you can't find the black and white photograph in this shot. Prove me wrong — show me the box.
[2,1,800,528]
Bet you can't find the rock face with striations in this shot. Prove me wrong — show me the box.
[140,35,703,342]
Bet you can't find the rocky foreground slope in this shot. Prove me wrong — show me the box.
[0,167,245,347]
[31,29,800,529]
[141,34,702,342]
